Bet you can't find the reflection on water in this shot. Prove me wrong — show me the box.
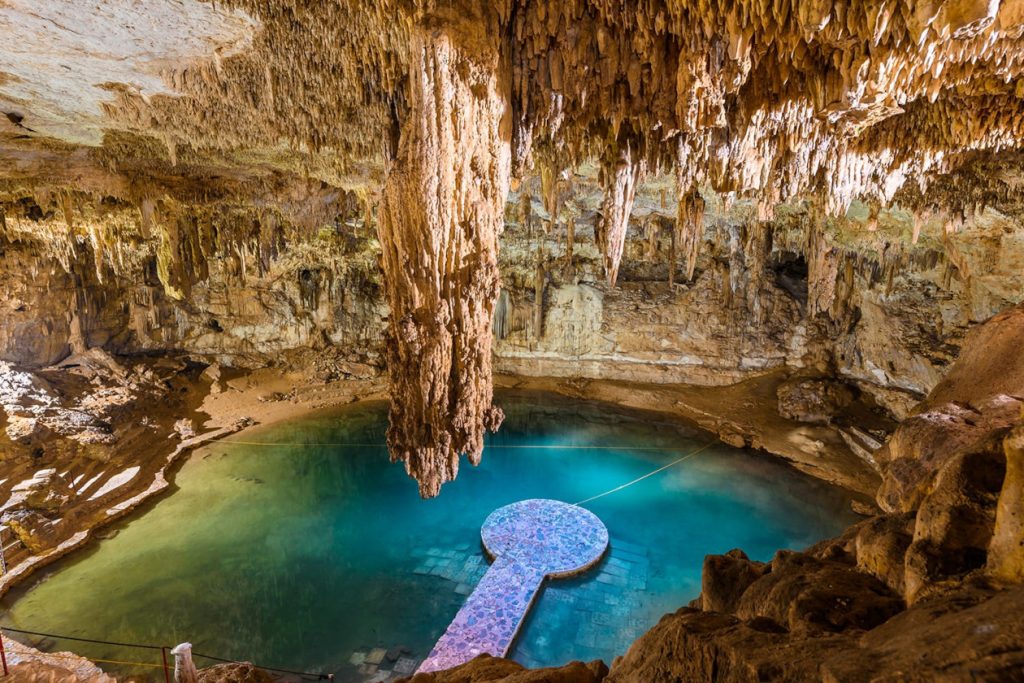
[1,391,856,681]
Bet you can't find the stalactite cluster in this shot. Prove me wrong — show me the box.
[6,1,1024,494]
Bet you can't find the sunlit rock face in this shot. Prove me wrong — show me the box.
[0,0,257,145]
[3,1,1024,495]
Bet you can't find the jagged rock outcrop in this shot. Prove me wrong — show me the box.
[989,422,1024,582]
[5,0,1024,490]
[876,302,1024,511]
[401,656,607,683]
[601,419,1024,681]
[2,0,1024,485]
[596,141,644,287]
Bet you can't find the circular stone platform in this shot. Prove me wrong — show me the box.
[481,498,609,578]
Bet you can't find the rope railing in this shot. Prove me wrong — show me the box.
[0,625,335,681]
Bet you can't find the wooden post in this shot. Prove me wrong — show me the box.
[0,629,9,676]
[0,525,7,576]
[161,647,171,683]
[171,643,198,683]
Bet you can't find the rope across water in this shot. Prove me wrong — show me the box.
[572,441,717,506]
[215,437,719,507]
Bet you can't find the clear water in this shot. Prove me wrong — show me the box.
[1,392,856,681]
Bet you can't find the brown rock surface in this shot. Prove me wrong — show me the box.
[401,655,607,683]
[877,303,1024,512]
[988,422,1024,582]
[904,446,1007,603]
[854,512,916,595]
[776,377,855,425]
[734,550,904,635]
[197,662,274,683]
[700,549,767,614]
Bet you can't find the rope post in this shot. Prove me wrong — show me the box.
[161,646,171,683]
[0,629,9,676]
[170,643,198,683]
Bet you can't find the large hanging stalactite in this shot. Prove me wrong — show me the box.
[376,4,512,498]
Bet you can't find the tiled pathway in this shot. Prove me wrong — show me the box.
[416,499,609,673]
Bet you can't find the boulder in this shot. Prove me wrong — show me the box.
[197,662,274,683]
[821,583,1024,682]
[854,513,915,595]
[876,304,1024,512]
[903,445,1006,603]
[776,377,854,425]
[9,468,74,512]
[735,551,904,635]
[3,509,61,554]
[701,549,767,614]
[401,655,607,683]
[604,607,852,683]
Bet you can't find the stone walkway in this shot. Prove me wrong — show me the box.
[416,499,609,673]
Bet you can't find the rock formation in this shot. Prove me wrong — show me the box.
[4,1,1024,494]
[596,140,645,287]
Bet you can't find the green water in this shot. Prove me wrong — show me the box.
[1,392,856,681]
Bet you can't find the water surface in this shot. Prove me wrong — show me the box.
[1,392,856,680]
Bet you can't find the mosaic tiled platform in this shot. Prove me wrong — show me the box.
[417,499,609,673]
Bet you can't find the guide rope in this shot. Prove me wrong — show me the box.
[572,441,717,507]
[0,626,164,650]
[0,625,332,680]
[14,650,168,670]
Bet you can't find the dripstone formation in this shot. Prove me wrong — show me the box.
[5,1,1024,494]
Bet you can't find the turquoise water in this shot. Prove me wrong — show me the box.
[1,392,856,681]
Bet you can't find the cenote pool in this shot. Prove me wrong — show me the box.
[1,392,857,681]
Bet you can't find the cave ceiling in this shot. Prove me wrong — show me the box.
[4,0,1024,494]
